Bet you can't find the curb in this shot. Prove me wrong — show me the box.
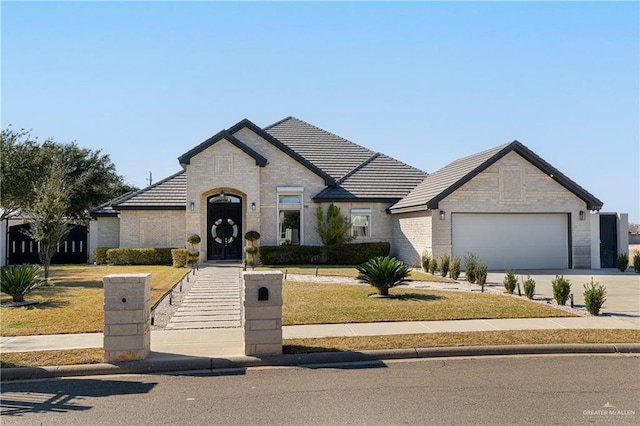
[2,343,639,381]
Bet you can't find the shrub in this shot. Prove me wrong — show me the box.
[523,276,536,300]
[316,203,354,246]
[326,242,390,265]
[503,270,517,294]
[186,233,201,246]
[616,252,629,272]
[584,278,607,316]
[421,251,431,273]
[428,258,437,275]
[356,256,411,296]
[171,249,188,268]
[439,254,450,278]
[258,245,325,265]
[634,251,640,273]
[244,231,261,265]
[475,264,487,286]
[186,251,199,266]
[449,257,461,280]
[93,247,109,265]
[258,242,390,266]
[463,252,479,284]
[107,248,174,266]
[1,264,46,302]
[244,230,261,243]
[551,275,572,305]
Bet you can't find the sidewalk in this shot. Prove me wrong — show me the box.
[1,316,637,355]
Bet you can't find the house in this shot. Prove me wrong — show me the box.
[87,116,626,270]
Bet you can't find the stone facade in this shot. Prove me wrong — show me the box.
[242,271,283,356]
[96,216,120,248]
[119,210,185,248]
[103,274,151,362]
[429,151,591,267]
[392,211,433,266]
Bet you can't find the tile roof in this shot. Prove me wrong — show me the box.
[390,141,603,213]
[265,117,427,201]
[96,171,187,212]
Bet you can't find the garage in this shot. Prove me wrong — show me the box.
[452,213,570,270]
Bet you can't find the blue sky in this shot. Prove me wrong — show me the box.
[2,2,638,222]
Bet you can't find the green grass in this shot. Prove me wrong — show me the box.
[283,281,575,325]
[0,265,189,336]
[2,330,638,368]
[256,265,453,282]
[283,329,640,354]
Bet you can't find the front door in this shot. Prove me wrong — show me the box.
[600,214,618,268]
[207,193,242,261]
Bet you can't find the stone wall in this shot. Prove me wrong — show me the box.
[391,211,432,266]
[119,210,185,248]
[433,151,592,267]
[96,216,120,248]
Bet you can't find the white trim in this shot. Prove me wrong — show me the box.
[276,187,304,245]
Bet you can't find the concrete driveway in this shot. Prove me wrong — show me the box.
[484,269,640,326]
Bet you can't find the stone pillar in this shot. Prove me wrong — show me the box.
[242,271,283,356]
[103,274,151,362]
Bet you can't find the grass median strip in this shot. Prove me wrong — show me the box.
[283,282,575,325]
[2,329,638,368]
[1,265,189,336]
[283,329,640,354]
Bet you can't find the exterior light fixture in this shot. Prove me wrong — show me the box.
[189,201,195,211]
[439,210,445,220]
[579,210,585,220]
[251,202,256,211]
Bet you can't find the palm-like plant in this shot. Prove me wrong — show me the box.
[1,264,46,302]
[356,256,410,296]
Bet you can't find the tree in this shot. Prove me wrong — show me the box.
[315,203,354,246]
[0,127,136,221]
[22,159,74,279]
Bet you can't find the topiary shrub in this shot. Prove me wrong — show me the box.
[439,254,450,278]
[356,256,411,296]
[503,270,517,294]
[523,276,536,300]
[634,251,640,273]
[428,257,437,275]
[186,233,201,246]
[171,249,188,268]
[616,252,629,272]
[421,251,431,273]
[584,278,606,316]
[107,248,174,265]
[1,264,46,302]
[463,252,479,284]
[551,274,571,305]
[449,257,461,280]
[93,247,109,265]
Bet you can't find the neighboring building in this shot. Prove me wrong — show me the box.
[86,116,625,270]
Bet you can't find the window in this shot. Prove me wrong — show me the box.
[277,187,303,245]
[351,209,371,238]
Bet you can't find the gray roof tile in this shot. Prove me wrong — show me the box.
[111,171,186,210]
[390,141,603,212]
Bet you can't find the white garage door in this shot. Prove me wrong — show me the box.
[452,213,569,270]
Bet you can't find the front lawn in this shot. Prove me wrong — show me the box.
[0,265,189,336]
[283,282,575,325]
[256,265,453,282]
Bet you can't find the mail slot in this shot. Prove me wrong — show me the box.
[258,286,269,301]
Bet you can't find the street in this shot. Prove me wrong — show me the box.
[2,354,639,425]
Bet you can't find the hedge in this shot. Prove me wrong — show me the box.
[106,248,175,266]
[93,247,109,265]
[171,249,188,268]
[258,242,390,265]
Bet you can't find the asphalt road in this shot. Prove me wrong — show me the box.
[2,355,638,425]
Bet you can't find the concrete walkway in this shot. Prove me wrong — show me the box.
[1,316,637,356]
[166,266,242,330]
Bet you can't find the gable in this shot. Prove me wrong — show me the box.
[178,129,267,167]
[390,141,602,213]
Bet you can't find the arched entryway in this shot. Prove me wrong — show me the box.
[207,193,242,261]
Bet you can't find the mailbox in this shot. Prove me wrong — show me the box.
[258,286,269,301]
